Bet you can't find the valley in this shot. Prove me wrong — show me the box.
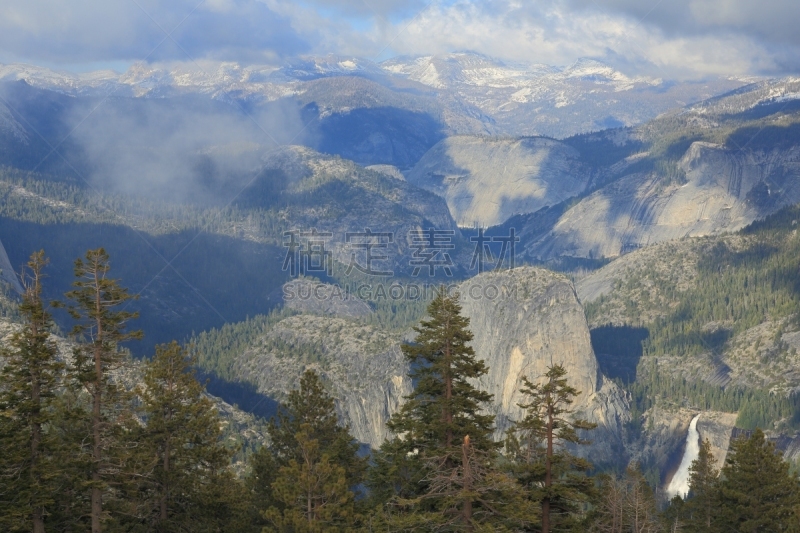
[2,51,800,529]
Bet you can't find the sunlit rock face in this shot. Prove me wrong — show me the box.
[407,136,590,227]
[521,141,800,261]
[232,314,412,448]
[457,267,629,465]
[233,266,631,460]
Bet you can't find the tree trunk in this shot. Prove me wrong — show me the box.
[461,436,473,532]
[29,280,45,533]
[92,383,102,533]
[160,439,170,522]
[444,334,453,449]
[542,398,554,533]
[160,377,174,523]
[91,271,104,533]
[31,370,45,533]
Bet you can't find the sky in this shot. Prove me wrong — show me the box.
[1,0,799,78]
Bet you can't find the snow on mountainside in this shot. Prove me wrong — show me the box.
[0,64,121,95]
[688,77,800,115]
[382,53,747,137]
[0,54,750,140]
[380,54,648,92]
[381,53,555,89]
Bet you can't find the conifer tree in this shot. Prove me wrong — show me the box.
[684,438,717,532]
[263,424,356,532]
[63,248,141,533]
[0,251,63,533]
[715,429,800,532]
[417,434,538,531]
[268,369,365,489]
[251,369,364,528]
[389,288,495,455]
[662,495,686,533]
[506,364,596,533]
[370,288,509,530]
[136,341,235,531]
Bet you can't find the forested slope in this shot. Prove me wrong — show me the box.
[580,203,800,433]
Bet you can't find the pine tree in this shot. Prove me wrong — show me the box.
[136,341,235,532]
[62,248,142,533]
[0,251,63,533]
[715,428,800,532]
[662,495,686,533]
[370,288,510,530]
[506,364,597,533]
[251,369,364,528]
[684,438,717,532]
[268,369,365,489]
[418,434,538,531]
[263,424,356,532]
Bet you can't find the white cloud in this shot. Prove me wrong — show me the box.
[0,0,309,64]
[353,0,791,77]
[0,0,797,77]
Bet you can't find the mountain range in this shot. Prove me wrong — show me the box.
[2,53,800,496]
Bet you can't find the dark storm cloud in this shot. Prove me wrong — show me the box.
[568,0,800,47]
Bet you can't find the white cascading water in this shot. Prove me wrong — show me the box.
[666,414,701,499]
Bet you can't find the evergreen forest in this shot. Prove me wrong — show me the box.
[2,248,800,532]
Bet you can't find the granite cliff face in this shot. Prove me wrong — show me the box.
[0,238,22,294]
[407,136,590,227]
[457,267,629,464]
[231,314,411,448]
[518,141,800,261]
[219,266,630,461]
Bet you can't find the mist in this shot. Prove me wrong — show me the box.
[67,94,308,205]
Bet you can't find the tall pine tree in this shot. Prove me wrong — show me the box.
[263,424,356,532]
[63,248,141,533]
[370,288,511,530]
[0,251,63,533]
[715,429,800,532]
[136,341,237,532]
[251,369,364,530]
[506,364,596,533]
[684,438,717,532]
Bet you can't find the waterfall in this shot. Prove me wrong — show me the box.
[666,414,701,499]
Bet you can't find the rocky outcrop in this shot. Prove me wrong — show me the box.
[0,237,22,294]
[519,142,800,261]
[696,412,738,473]
[230,266,632,460]
[457,267,629,464]
[407,136,590,227]
[575,239,700,322]
[232,314,411,448]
